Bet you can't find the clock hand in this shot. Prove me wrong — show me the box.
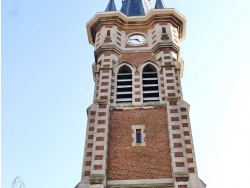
[129,38,139,41]
[135,38,140,42]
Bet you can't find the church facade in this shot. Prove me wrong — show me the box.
[75,0,206,188]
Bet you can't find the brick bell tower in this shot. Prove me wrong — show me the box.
[75,0,206,188]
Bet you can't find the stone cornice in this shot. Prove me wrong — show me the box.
[94,45,122,60]
[152,42,180,55]
[87,9,186,46]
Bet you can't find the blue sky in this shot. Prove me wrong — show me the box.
[2,0,250,187]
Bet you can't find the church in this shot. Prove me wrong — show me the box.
[75,0,206,187]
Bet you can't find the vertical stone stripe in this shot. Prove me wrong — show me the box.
[161,51,178,101]
[110,72,115,105]
[158,67,166,103]
[163,58,189,187]
[90,102,110,177]
[134,72,141,104]
[93,73,100,103]
[82,104,97,183]
[175,69,182,100]
[166,100,188,174]
[180,101,199,177]
[88,53,117,186]
[98,69,112,101]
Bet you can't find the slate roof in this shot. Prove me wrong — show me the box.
[121,0,146,16]
[154,0,166,9]
[105,0,117,12]
[104,0,166,16]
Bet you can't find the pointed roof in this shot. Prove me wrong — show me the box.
[105,0,117,12]
[154,0,166,9]
[121,0,151,17]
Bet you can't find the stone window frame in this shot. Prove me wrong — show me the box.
[114,62,136,105]
[132,125,145,146]
[138,62,160,103]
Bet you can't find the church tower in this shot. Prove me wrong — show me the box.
[75,0,206,188]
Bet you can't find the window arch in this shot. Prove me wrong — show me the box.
[116,65,133,103]
[142,64,159,102]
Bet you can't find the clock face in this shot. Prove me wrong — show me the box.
[127,34,146,45]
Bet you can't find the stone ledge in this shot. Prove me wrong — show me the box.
[107,178,173,187]
[167,96,179,101]
[89,174,105,184]
[173,172,189,182]
[96,99,109,104]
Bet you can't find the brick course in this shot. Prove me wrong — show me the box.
[97,128,105,133]
[182,115,188,119]
[95,155,104,160]
[174,143,182,148]
[94,165,103,170]
[101,89,108,93]
[87,143,93,148]
[88,135,93,139]
[98,112,106,116]
[184,131,190,136]
[97,120,106,124]
[96,145,104,150]
[173,134,181,139]
[170,109,178,113]
[84,171,90,176]
[96,137,105,141]
[118,53,155,67]
[99,104,107,109]
[85,161,91,166]
[171,117,179,121]
[167,86,175,90]
[175,152,184,157]
[187,158,194,163]
[102,76,109,79]
[175,162,185,167]
[86,152,92,157]
[188,167,195,173]
[178,185,187,188]
[172,125,180,130]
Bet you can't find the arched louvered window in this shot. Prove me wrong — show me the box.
[116,65,133,103]
[142,64,159,102]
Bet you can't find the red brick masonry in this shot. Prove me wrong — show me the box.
[108,107,172,180]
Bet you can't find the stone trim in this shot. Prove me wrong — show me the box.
[132,125,146,146]
[107,178,174,187]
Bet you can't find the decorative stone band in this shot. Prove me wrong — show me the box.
[107,178,174,187]
[96,99,109,104]
[173,172,189,182]
[89,174,105,184]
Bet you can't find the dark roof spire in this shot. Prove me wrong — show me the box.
[105,0,117,12]
[121,0,151,17]
[154,0,166,9]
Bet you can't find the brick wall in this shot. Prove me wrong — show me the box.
[107,107,172,180]
[118,52,156,67]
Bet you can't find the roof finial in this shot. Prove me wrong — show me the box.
[154,0,166,9]
[105,0,117,12]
